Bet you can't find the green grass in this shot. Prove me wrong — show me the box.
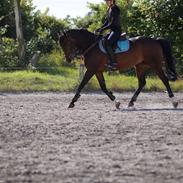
[0,68,183,92]
[89,74,183,92]
[0,67,78,92]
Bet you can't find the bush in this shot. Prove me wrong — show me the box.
[37,50,63,67]
[0,37,18,69]
[26,36,55,61]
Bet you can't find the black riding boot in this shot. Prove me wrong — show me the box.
[105,43,117,70]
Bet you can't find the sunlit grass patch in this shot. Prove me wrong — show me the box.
[0,68,182,92]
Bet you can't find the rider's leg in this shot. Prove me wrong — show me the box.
[105,40,117,68]
[105,31,121,70]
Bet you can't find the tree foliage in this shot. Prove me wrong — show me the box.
[0,0,182,74]
[73,0,183,74]
[0,0,70,68]
[132,0,183,73]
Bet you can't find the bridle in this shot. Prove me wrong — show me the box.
[60,31,100,60]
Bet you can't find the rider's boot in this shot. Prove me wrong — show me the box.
[105,42,118,71]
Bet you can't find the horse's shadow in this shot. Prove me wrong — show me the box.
[119,107,183,112]
[0,93,7,96]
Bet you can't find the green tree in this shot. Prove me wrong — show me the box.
[14,0,26,66]
[0,0,71,67]
[73,0,132,32]
[131,0,183,74]
[0,0,15,38]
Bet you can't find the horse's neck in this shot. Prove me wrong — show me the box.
[72,31,96,50]
[82,38,96,50]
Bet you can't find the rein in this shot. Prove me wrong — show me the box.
[82,35,101,57]
[62,30,102,60]
[82,38,100,57]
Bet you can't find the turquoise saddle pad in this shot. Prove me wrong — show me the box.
[99,39,130,54]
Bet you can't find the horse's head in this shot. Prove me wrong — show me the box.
[59,29,96,62]
[59,30,80,62]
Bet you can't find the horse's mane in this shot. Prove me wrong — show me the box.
[67,29,94,36]
[66,29,96,43]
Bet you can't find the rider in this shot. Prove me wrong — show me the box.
[96,0,121,70]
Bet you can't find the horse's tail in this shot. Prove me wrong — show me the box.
[157,38,177,81]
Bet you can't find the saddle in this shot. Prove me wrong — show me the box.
[99,33,130,54]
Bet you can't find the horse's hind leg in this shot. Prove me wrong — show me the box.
[96,72,120,109]
[68,70,94,108]
[155,67,178,108]
[128,65,147,107]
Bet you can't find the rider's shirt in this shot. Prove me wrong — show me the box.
[101,4,121,32]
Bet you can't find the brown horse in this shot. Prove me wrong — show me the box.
[59,29,178,109]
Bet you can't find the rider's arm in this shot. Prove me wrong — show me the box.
[101,7,119,31]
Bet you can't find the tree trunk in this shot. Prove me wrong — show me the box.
[14,0,26,67]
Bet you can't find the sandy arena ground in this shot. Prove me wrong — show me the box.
[0,92,183,183]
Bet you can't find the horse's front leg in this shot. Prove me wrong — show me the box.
[128,65,147,108]
[68,70,94,108]
[96,72,120,109]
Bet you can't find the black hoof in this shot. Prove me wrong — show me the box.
[68,103,75,108]
[173,102,178,109]
[128,102,134,108]
[115,101,120,109]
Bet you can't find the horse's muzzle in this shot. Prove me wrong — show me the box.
[65,55,72,63]
[67,58,72,63]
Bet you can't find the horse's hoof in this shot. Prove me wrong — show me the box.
[115,101,120,109]
[68,103,75,108]
[173,102,178,109]
[128,102,134,108]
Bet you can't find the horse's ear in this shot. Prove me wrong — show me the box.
[58,31,64,37]
[58,30,67,37]
[63,30,67,37]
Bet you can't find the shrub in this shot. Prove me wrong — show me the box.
[0,37,18,69]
